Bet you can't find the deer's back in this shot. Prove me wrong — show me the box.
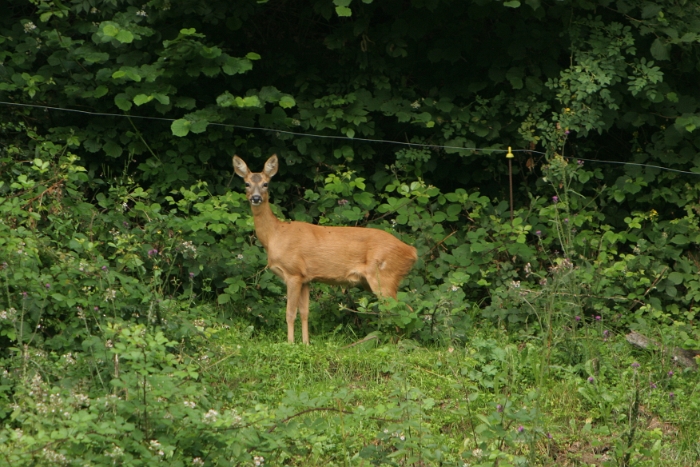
[265,221,416,285]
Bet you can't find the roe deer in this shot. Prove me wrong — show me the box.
[233,154,417,344]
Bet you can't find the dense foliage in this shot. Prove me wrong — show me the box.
[1,0,700,465]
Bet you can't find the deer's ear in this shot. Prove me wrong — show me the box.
[232,156,249,178]
[264,154,279,178]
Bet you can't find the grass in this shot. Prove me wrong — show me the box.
[2,315,697,466]
[192,321,700,466]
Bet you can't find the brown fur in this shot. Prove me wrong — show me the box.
[233,154,418,344]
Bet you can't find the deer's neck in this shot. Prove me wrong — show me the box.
[251,201,281,249]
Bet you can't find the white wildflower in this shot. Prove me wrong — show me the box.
[24,22,37,33]
[203,409,219,424]
[104,288,117,301]
[42,448,67,464]
[105,445,124,458]
[62,352,76,365]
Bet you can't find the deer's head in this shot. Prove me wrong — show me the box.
[233,155,279,206]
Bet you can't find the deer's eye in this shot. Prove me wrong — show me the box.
[245,183,250,187]
[263,183,268,188]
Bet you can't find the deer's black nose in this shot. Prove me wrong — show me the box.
[250,195,262,205]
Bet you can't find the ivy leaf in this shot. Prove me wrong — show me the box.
[503,0,521,7]
[171,119,191,137]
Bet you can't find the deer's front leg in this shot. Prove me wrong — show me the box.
[299,283,310,345]
[285,277,303,343]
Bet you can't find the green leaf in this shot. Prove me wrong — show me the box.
[246,52,261,60]
[667,272,684,285]
[103,140,123,158]
[133,94,153,106]
[504,0,521,7]
[238,95,261,107]
[335,6,352,16]
[216,91,236,107]
[190,120,209,134]
[114,93,132,111]
[222,57,253,75]
[650,38,670,61]
[103,24,119,37]
[115,30,134,44]
[171,119,191,137]
[153,94,170,105]
[279,95,296,108]
[217,293,230,305]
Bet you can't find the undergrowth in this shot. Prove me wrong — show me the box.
[1,120,700,467]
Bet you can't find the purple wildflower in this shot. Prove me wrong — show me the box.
[669,392,675,400]
[189,272,195,279]
[631,362,640,369]
[575,316,581,322]
[577,160,584,166]
[22,291,28,298]
[497,404,503,413]
[552,196,558,203]
[650,382,657,389]
[102,266,108,271]
[535,230,542,237]
[588,376,595,383]
[667,370,673,377]
[595,315,601,321]
[148,249,158,257]
[517,426,524,433]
